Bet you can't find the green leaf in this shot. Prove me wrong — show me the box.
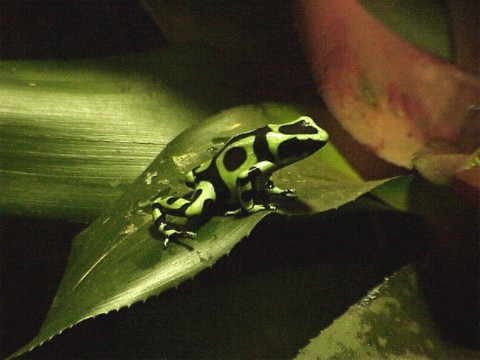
[9,103,398,359]
[296,265,480,359]
[369,175,414,212]
[413,144,479,185]
[359,0,453,61]
[0,46,248,222]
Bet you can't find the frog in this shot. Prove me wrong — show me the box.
[152,116,329,246]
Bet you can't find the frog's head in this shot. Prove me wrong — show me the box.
[268,116,329,167]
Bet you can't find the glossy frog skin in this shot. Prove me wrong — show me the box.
[152,116,329,246]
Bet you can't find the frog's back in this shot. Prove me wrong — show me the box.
[193,126,273,205]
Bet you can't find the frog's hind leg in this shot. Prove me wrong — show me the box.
[152,197,196,246]
[152,181,216,246]
[183,181,217,218]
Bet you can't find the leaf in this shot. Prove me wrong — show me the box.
[297,265,480,359]
[359,0,453,61]
[0,45,249,222]
[412,143,480,206]
[297,0,480,168]
[8,103,398,359]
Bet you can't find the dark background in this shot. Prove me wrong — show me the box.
[1,1,167,60]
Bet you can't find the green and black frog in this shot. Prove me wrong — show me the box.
[152,116,329,246]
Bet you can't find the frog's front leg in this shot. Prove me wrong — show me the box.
[265,179,297,197]
[226,161,278,216]
[152,181,216,246]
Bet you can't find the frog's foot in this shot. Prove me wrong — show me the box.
[224,208,241,216]
[266,181,297,198]
[163,230,196,247]
[277,188,297,198]
[225,204,277,216]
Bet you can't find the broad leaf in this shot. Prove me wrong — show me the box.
[9,103,399,358]
[359,0,453,60]
[297,265,480,359]
[0,45,250,221]
[297,0,480,168]
[412,144,479,206]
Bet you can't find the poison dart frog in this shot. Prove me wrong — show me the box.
[152,116,329,246]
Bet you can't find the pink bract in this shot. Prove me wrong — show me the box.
[298,0,480,169]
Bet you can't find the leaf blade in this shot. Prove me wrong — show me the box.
[296,265,480,359]
[0,46,249,221]
[9,103,400,359]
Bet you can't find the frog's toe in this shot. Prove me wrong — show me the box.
[174,230,196,239]
[163,230,196,247]
[184,231,197,238]
[225,208,242,216]
[248,204,277,213]
[282,189,297,197]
